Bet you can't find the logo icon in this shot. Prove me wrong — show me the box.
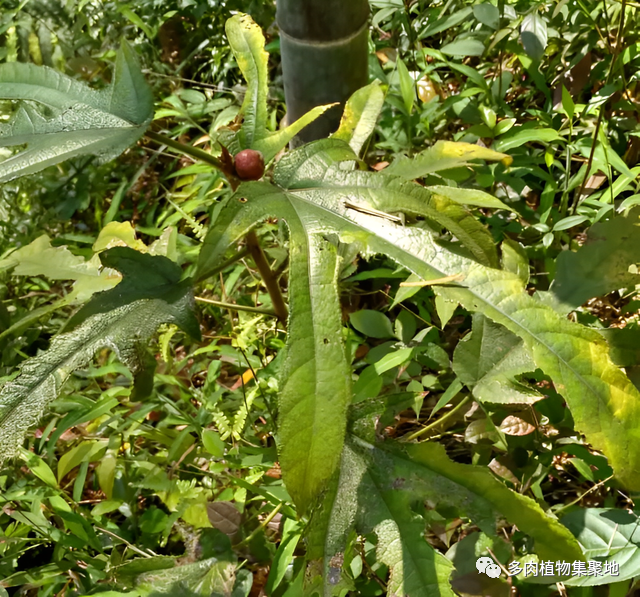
[477,556,502,578]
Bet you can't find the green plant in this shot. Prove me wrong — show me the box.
[3,10,640,596]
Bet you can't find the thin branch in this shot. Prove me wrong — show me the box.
[573,0,627,212]
[145,130,223,170]
[246,230,289,327]
[403,396,472,442]
[235,502,283,548]
[195,296,277,316]
[149,132,287,329]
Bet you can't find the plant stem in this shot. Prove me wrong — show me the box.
[195,296,277,316]
[147,134,287,327]
[235,502,283,548]
[246,230,289,327]
[145,130,223,170]
[403,395,471,442]
[572,0,626,212]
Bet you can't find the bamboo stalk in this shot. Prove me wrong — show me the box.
[276,0,369,145]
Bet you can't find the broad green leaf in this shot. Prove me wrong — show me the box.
[57,439,108,482]
[553,214,589,231]
[352,366,384,403]
[349,400,582,565]
[197,137,640,500]
[440,39,486,57]
[373,347,415,374]
[520,12,548,62]
[317,142,640,489]
[92,221,148,252]
[333,81,385,155]
[391,273,423,308]
[351,212,640,490]
[385,140,512,180]
[479,105,497,130]
[308,399,583,594]
[349,310,394,339]
[435,294,458,327]
[225,13,332,162]
[494,117,516,135]
[396,57,415,114]
[0,260,198,462]
[0,224,178,340]
[271,140,499,268]
[561,508,640,586]
[18,447,58,488]
[66,247,199,338]
[426,185,515,212]
[202,429,226,458]
[308,438,456,597]
[395,309,417,342]
[0,234,119,302]
[0,42,153,182]
[474,3,500,29]
[501,238,529,284]
[453,314,543,404]
[551,214,640,308]
[386,441,583,562]
[493,127,561,152]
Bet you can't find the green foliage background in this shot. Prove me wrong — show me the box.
[1,0,640,596]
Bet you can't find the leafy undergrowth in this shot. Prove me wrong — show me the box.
[1,0,640,596]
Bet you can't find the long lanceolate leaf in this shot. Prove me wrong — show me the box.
[307,398,582,596]
[0,42,153,182]
[196,186,351,515]
[199,138,640,498]
[275,140,640,492]
[357,219,640,490]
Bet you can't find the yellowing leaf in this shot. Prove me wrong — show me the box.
[93,221,147,252]
[385,140,512,180]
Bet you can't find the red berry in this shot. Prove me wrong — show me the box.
[234,149,265,180]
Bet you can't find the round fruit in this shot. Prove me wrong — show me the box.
[234,149,265,180]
